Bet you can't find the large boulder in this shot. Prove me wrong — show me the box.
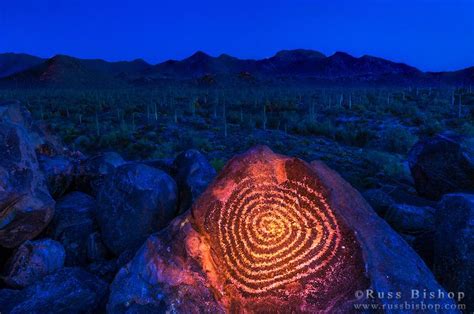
[108,216,224,313]
[1,100,78,200]
[408,133,474,200]
[1,239,65,288]
[434,193,474,311]
[142,158,174,174]
[0,100,63,154]
[75,152,126,195]
[38,154,75,199]
[108,146,455,313]
[0,267,107,313]
[384,204,435,234]
[0,120,55,248]
[362,188,396,216]
[50,192,97,266]
[172,149,216,213]
[384,203,436,267]
[96,163,178,255]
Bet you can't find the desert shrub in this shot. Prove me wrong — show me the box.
[245,135,259,147]
[143,131,158,140]
[73,135,92,151]
[418,119,443,137]
[271,140,288,152]
[99,130,130,148]
[468,106,474,119]
[409,111,428,126]
[124,138,157,159]
[210,158,227,173]
[292,118,336,139]
[193,137,213,152]
[335,125,375,148]
[227,110,242,124]
[267,116,282,129]
[61,125,81,143]
[151,142,176,159]
[241,116,256,131]
[172,129,212,152]
[254,116,264,129]
[459,122,474,137]
[353,102,371,113]
[382,126,418,154]
[364,150,407,180]
[388,101,421,119]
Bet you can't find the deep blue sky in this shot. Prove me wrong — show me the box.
[1,0,473,71]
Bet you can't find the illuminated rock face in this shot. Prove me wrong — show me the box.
[108,146,456,313]
[192,146,368,311]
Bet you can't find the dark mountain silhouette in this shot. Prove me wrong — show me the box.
[316,52,421,77]
[148,51,258,78]
[0,53,45,78]
[144,49,422,81]
[229,49,328,76]
[426,66,474,86]
[0,49,472,88]
[259,49,327,75]
[3,54,151,88]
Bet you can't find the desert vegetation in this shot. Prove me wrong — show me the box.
[1,85,472,189]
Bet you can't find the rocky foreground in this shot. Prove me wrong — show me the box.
[0,100,473,313]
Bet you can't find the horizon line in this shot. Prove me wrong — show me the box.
[1,49,473,73]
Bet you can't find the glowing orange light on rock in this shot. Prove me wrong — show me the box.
[193,147,368,311]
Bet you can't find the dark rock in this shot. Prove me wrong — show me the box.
[108,216,224,314]
[0,267,107,313]
[0,247,12,281]
[434,193,474,311]
[398,230,435,269]
[75,152,125,195]
[116,250,135,269]
[96,163,178,255]
[87,260,118,283]
[172,149,216,213]
[311,158,455,311]
[384,204,435,234]
[0,101,33,125]
[2,239,65,288]
[87,232,109,262]
[362,188,395,216]
[386,185,437,208]
[408,133,474,200]
[109,146,454,312]
[411,231,435,268]
[142,158,174,174]
[87,251,134,283]
[50,192,96,266]
[0,100,63,154]
[38,155,75,199]
[0,121,55,248]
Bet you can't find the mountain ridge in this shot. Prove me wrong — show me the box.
[0,49,472,88]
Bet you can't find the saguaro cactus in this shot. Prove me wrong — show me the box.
[263,101,267,131]
[458,94,462,118]
[95,112,100,136]
[223,99,227,138]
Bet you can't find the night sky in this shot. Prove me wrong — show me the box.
[1,0,473,71]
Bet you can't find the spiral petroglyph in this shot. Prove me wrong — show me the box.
[205,176,342,296]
